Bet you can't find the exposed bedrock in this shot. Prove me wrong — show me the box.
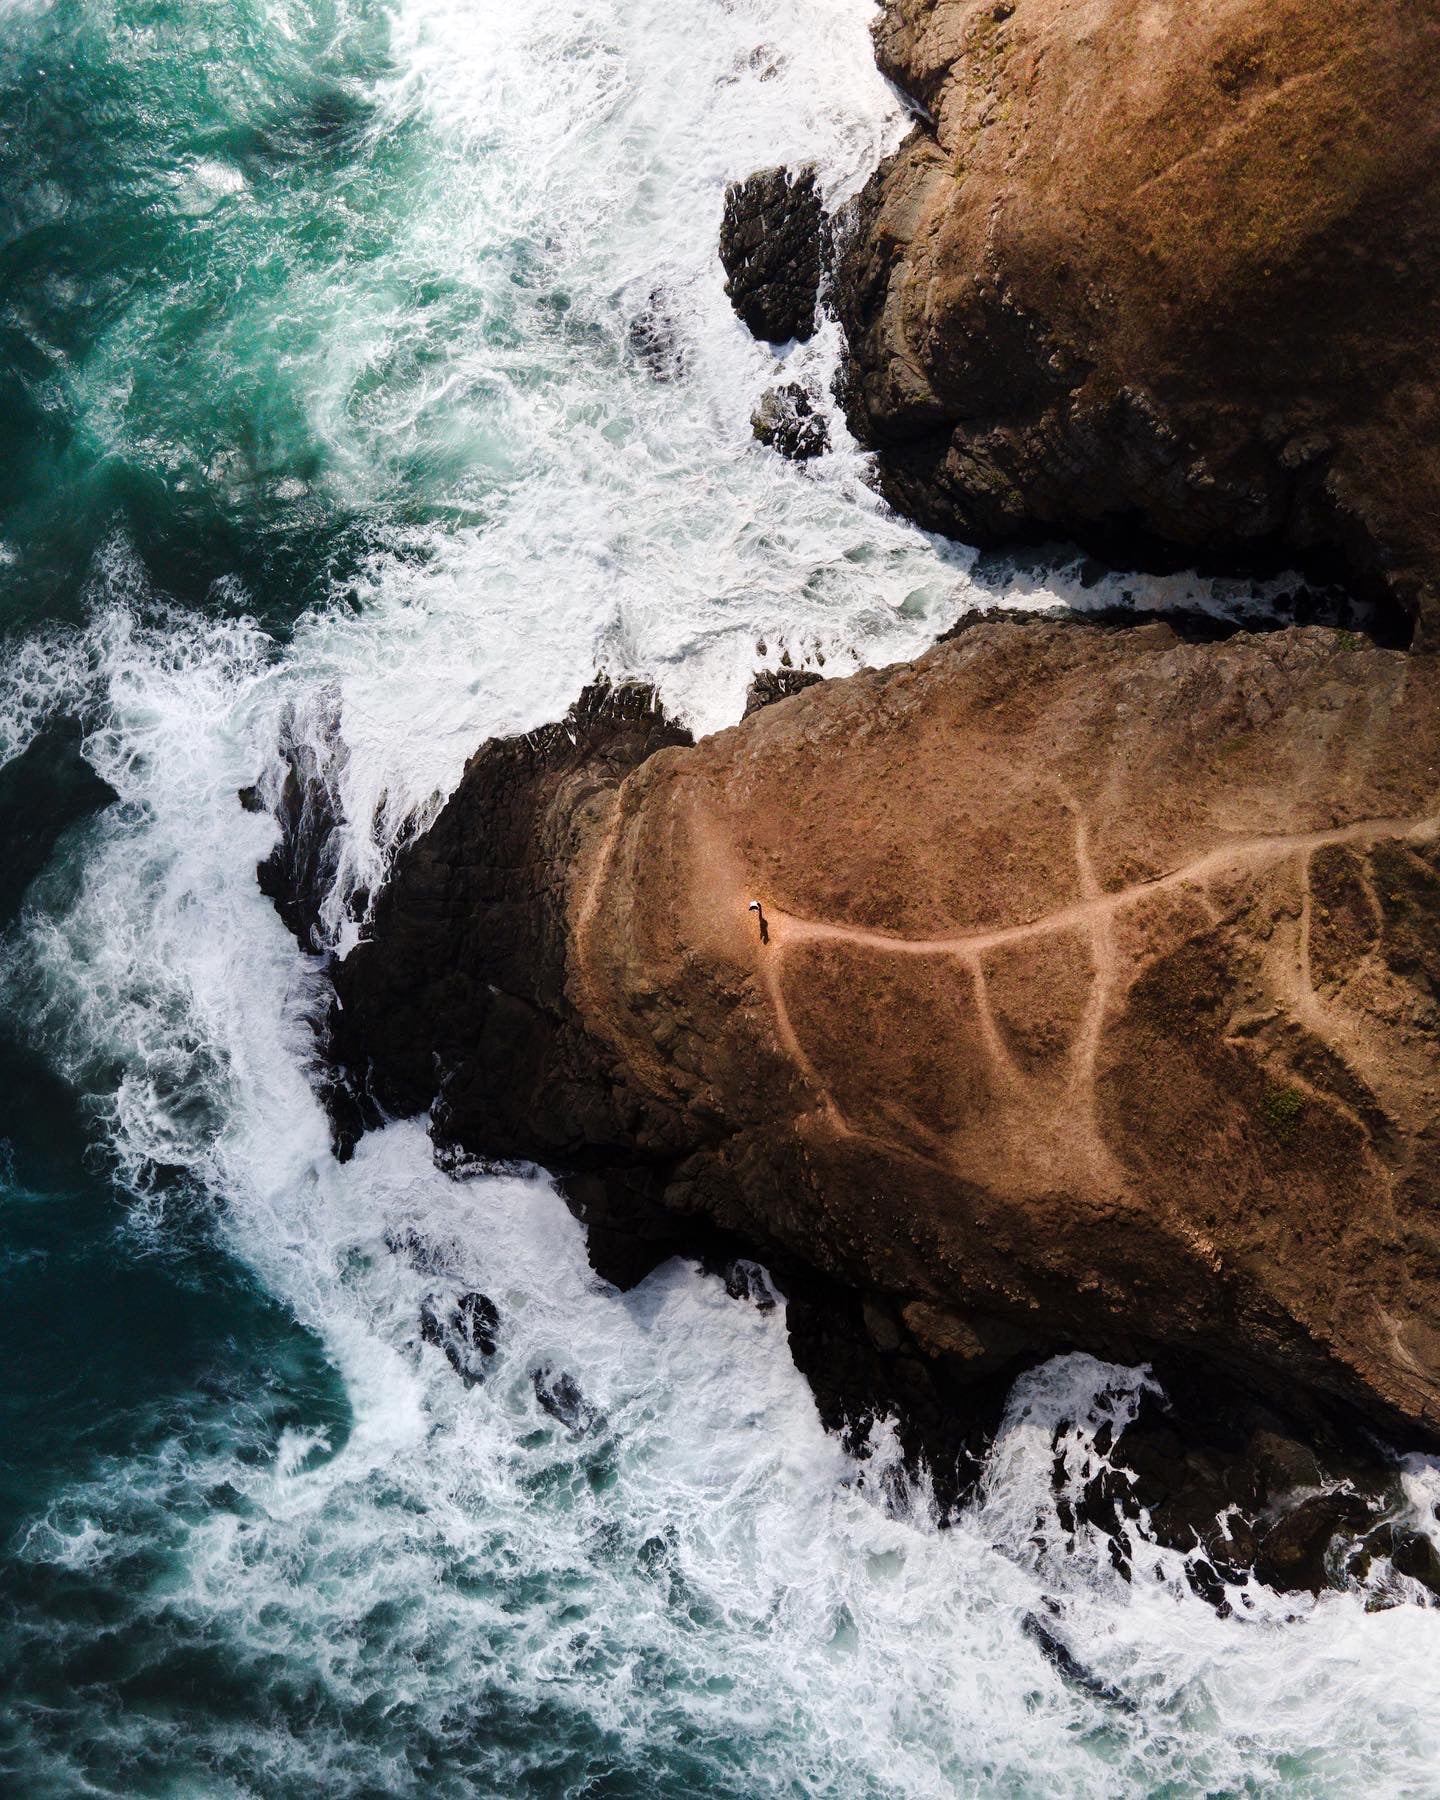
[829,0,1440,641]
[719,165,823,345]
[752,382,830,462]
[331,621,1440,1466]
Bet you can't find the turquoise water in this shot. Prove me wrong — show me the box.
[4,2,1439,1795]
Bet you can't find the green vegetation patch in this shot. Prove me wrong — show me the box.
[1261,1083,1307,1138]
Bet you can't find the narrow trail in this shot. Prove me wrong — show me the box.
[762,809,1440,961]
[574,790,1437,1187]
[740,804,1440,1174]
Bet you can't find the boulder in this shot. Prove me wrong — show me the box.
[751,383,830,461]
[532,1365,601,1434]
[420,1290,501,1385]
[627,289,688,383]
[831,0,1440,642]
[719,166,823,345]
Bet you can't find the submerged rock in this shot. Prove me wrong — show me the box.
[1022,1612,1136,1711]
[751,382,829,462]
[532,1365,600,1435]
[420,1290,501,1385]
[719,166,823,345]
[627,289,687,383]
[832,0,1440,640]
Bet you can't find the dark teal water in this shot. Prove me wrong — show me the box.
[2,2,397,637]
[0,1043,352,1794]
[2,7,444,1790]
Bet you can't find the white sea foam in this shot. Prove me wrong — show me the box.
[3,0,1438,1791]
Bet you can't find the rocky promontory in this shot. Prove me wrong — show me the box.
[331,621,1440,1462]
[829,0,1440,641]
[303,0,1440,1595]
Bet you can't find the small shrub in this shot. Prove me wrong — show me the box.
[1262,1084,1306,1137]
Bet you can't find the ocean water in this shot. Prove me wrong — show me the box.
[2,1,1438,1794]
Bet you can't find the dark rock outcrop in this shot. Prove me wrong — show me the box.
[830,0,1440,642]
[251,695,347,954]
[743,666,824,718]
[326,618,1440,1593]
[751,382,830,461]
[420,1290,501,1385]
[326,678,692,1164]
[719,166,823,345]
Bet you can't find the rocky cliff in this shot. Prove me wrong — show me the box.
[331,621,1440,1459]
[829,0,1440,641]
[310,0,1440,1592]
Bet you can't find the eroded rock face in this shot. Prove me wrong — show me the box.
[832,0,1440,640]
[332,621,1440,1450]
[719,166,823,345]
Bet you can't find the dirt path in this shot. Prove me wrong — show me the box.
[761,809,1440,961]
[742,804,1440,1181]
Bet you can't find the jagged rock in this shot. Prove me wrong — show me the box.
[832,0,1440,641]
[627,289,687,382]
[719,166,823,345]
[751,383,829,461]
[1071,1377,1423,1603]
[532,1365,600,1434]
[1357,1522,1440,1599]
[330,619,1440,1456]
[720,1258,778,1310]
[742,666,824,717]
[326,678,692,1167]
[252,693,347,954]
[420,1290,500,1385]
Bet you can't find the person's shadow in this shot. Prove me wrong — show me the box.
[749,901,769,944]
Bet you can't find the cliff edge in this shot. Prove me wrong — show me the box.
[831,0,1440,640]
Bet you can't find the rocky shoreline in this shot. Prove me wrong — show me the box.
[723,2,1440,646]
[829,0,1440,646]
[258,0,1440,1605]
[307,615,1440,1603]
